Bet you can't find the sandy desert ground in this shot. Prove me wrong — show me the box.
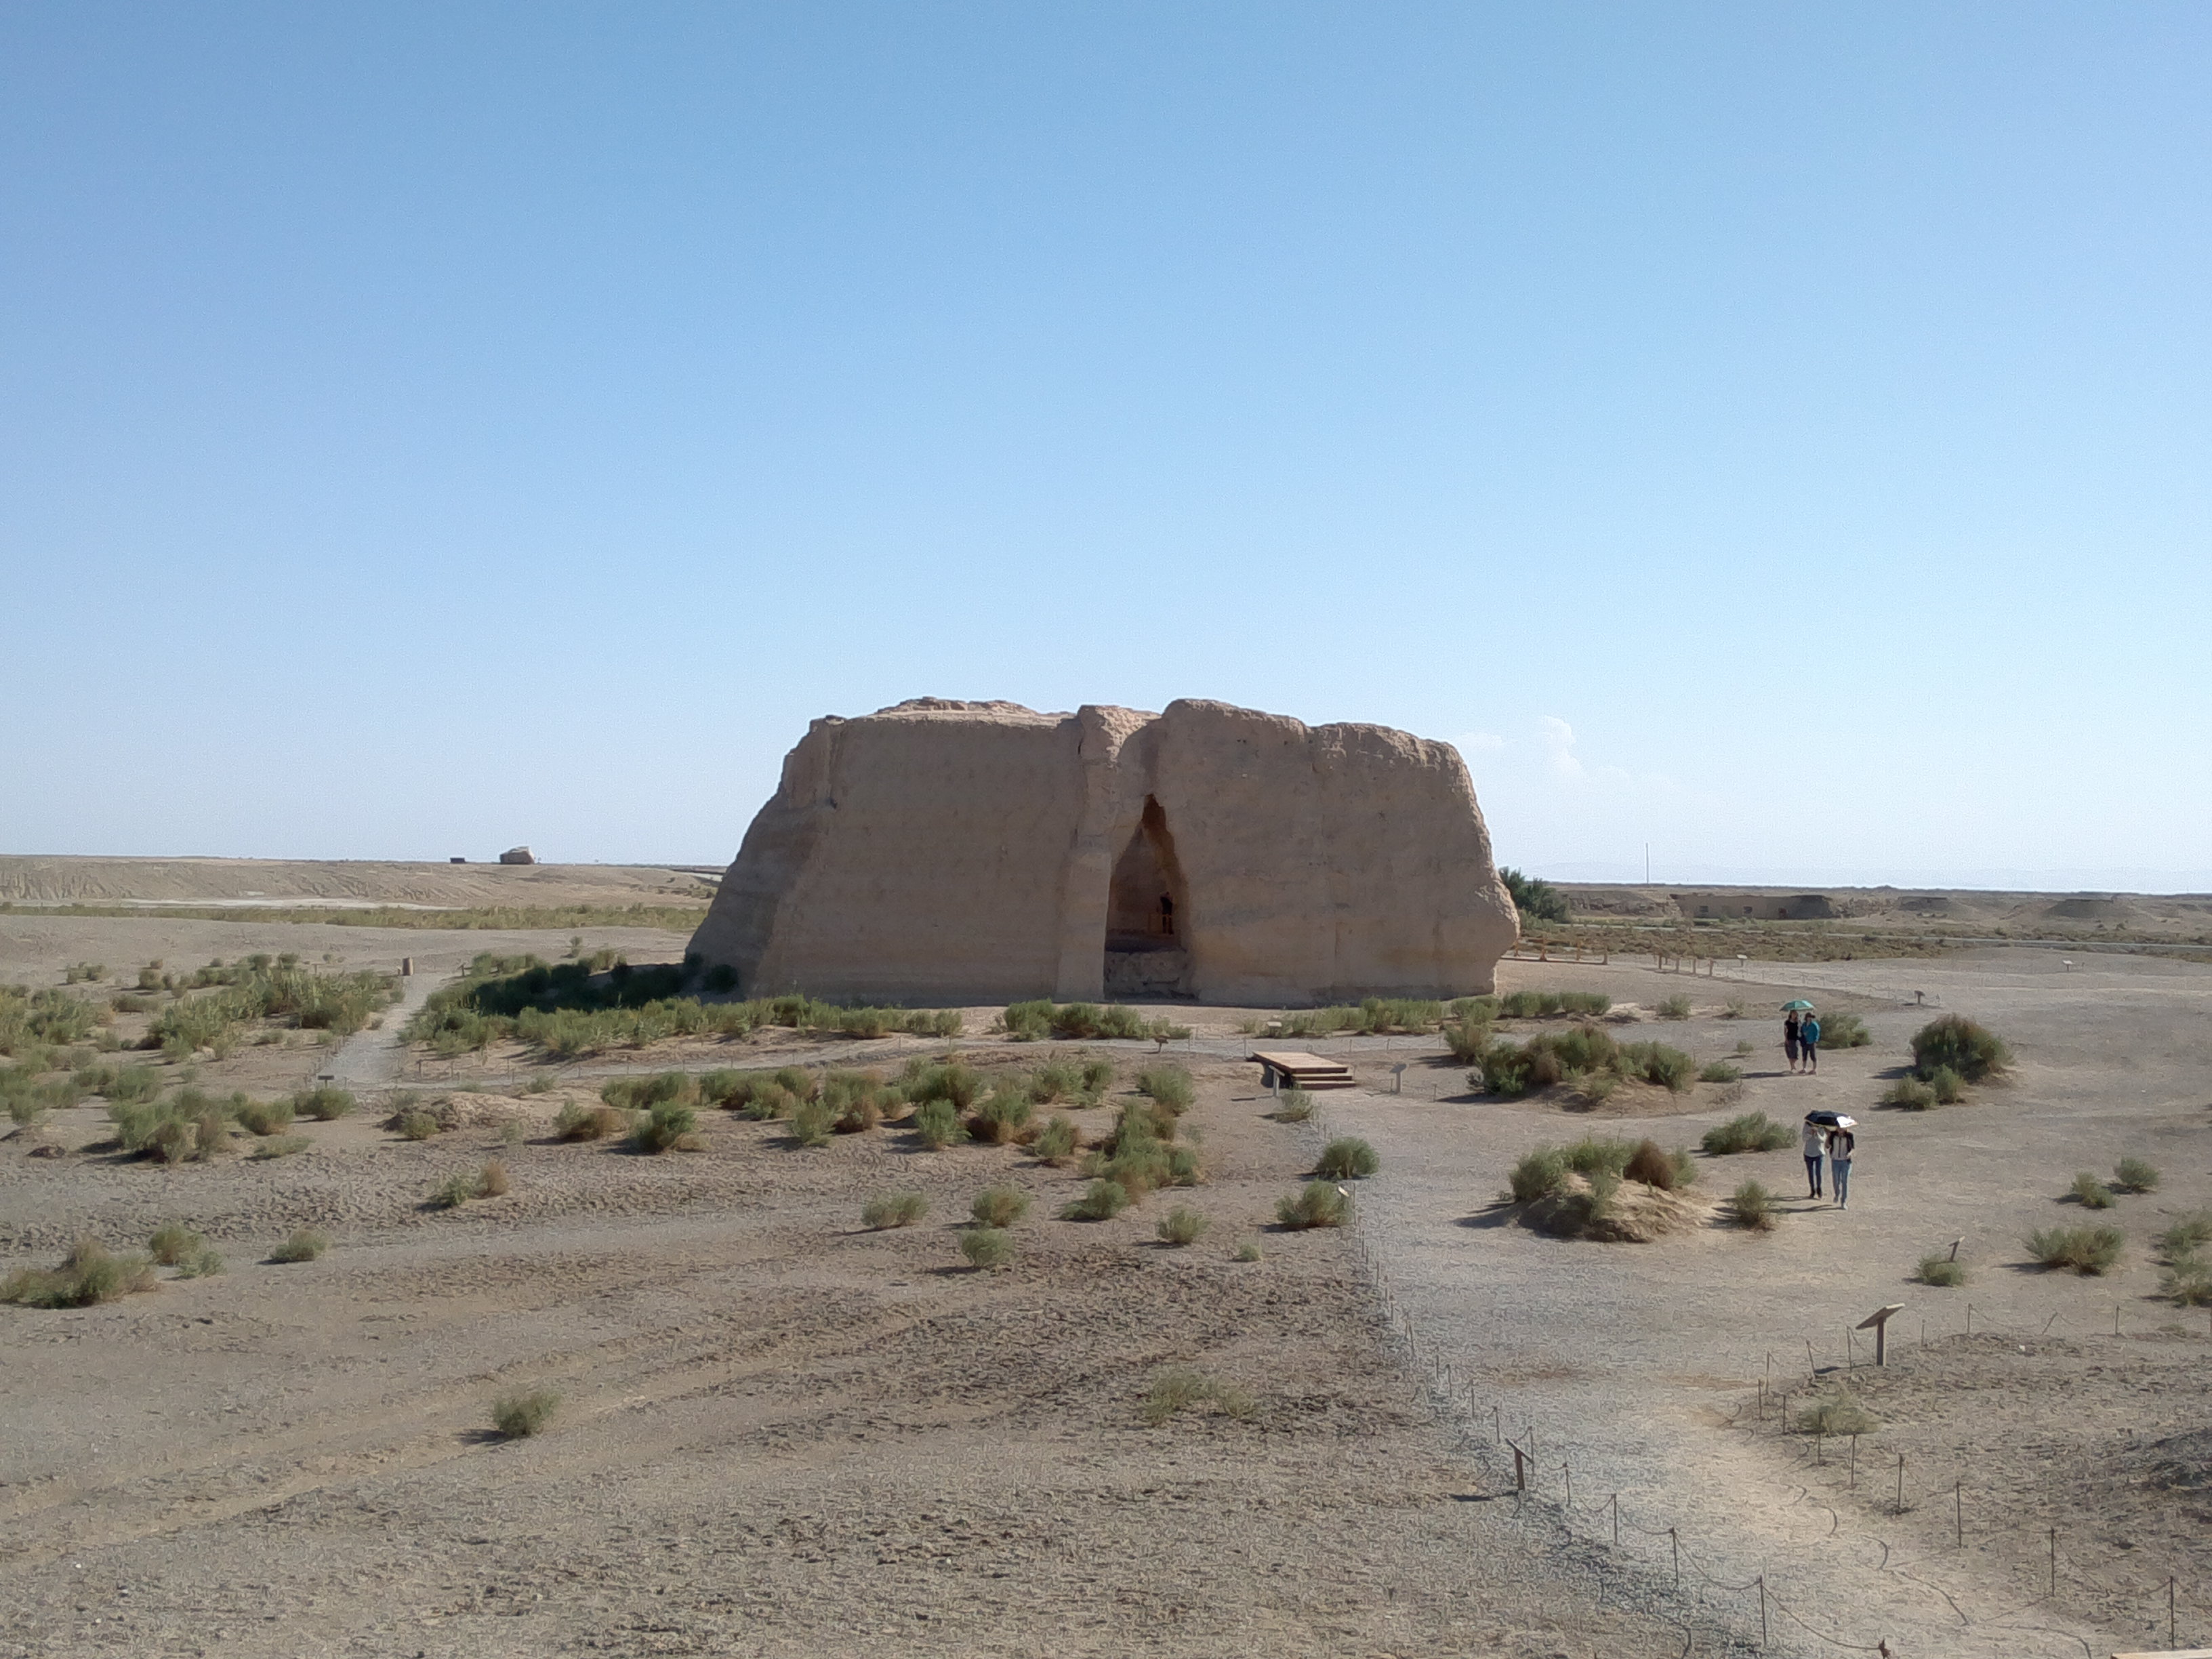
[3,875,2209,1657]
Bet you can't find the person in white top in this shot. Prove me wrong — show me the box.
[1801,1118,1826,1199]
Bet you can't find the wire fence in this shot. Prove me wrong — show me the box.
[1326,1183,2207,1657]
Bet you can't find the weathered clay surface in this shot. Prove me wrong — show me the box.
[689,697,1518,1004]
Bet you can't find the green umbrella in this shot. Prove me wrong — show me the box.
[1781,1000,1816,1012]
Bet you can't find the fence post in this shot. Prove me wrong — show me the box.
[1671,1528,1679,1586]
[1611,1494,1620,1547]
[1758,1574,1768,1649]
[1896,1453,1905,1513]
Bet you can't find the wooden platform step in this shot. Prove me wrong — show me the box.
[1249,1050,1358,1090]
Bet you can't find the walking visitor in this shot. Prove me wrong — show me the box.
[1783,1009,1802,1073]
[1827,1123,1856,1208]
[1800,1010,1821,1073]
[1800,1115,1826,1197]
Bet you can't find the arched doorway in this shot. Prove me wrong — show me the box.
[1104,796,1191,998]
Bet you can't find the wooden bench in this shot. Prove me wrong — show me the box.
[1249,1050,1357,1091]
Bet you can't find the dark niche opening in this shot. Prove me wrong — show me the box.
[1104,796,1191,998]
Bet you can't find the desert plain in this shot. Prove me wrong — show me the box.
[3,859,2209,1658]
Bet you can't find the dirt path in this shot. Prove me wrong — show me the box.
[1300,951,2212,1657]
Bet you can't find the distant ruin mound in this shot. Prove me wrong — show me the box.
[689,699,1519,1005]
[2045,897,2136,922]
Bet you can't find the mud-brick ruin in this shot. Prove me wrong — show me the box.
[687,698,1520,1005]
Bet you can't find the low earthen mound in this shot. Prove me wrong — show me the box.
[1519,1173,1711,1242]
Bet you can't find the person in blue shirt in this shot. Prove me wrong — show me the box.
[1799,1011,1821,1073]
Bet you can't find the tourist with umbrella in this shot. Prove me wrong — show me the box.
[1781,999,1814,1075]
[1806,1111,1858,1209]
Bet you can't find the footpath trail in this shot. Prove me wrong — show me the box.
[327,969,442,1094]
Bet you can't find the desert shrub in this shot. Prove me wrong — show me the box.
[1275,1181,1349,1229]
[492,1388,560,1438]
[1233,1239,1263,1262]
[1881,1077,1938,1110]
[913,1099,969,1151]
[1797,1389,1879,1437]
[428,1170,476,1209]
[176,1245,225,1277]
[2024,1224,2124,1275]
[1495,989,1610,1019]
[2069,1172,2115,1209]
[2163,1257,2212,1307]
[970,1185,1031,1227]
[1917,1252,1966,1287]
[1698,1061,1742,1084]
[1002,999,1054,1041]
[1134,1065,1195,1113]
[1722,998,1747,1019]
[2,1239,156,1307]
[1061,1179,1130,1221]
[600,1071,697,1112]
[1315,1137,1378,1180]
[1734,1038,1755,1054]
[1473,1041,1536,1098]
[476,1158,510,1197]
[1272,1088,1315,1122]
[0,985,100,1054]
[1561,1136,1635,1179]
[742,1083,798,1122]
[1079,1059,1115,1097]
[904,1061,983,1110]
[1620,1042,1694,1092]
[2112,1157,2159,1194]
[1442,1017,1494,1063]
[1911,1015,2009,1083]
[106,1065,161,1103]
[1925,1065,1966,1104]
[1028,1114,1078,1164]
[1623,1139,1693,1191]
[862,1191,930,1229]
[396,1110,441,1141]
[144,962,401,1058]
[555,1102,630,1141]
[293,1084,353,1120]
[960,1227,1013,1270]
[2155,1212,2212,1259]
[269,1228,329,1263]
[236,1097,295,1136]
[787,1098,834,1148]
[1656,995,1692,1020]
[250,1134,311,1160]
[1140,1366,1254,1425]
[970,1087,1034,1145]
[1702,1111,1791,1155]
[830,1089,884,1135]
[148,1223,205,1266]
[1508,1147,1570,1203]
[1731,1179,1778,1231]
[1157,1205,1208,1246]
[1818,1011,1870,1048]
[1027,1061,1080,1103]
[634,1099,700,1153]
[1144,1017,1193,1048]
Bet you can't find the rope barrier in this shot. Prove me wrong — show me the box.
[1328,1149,2200,1658]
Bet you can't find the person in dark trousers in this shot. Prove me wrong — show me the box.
[1783,1010,1802,1073]
[1827,1124,1855,1208]
[1800,1011,1821,1073]
[1800,1116,1826,1198]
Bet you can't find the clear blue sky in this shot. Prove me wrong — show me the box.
[4,5,2207,889]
